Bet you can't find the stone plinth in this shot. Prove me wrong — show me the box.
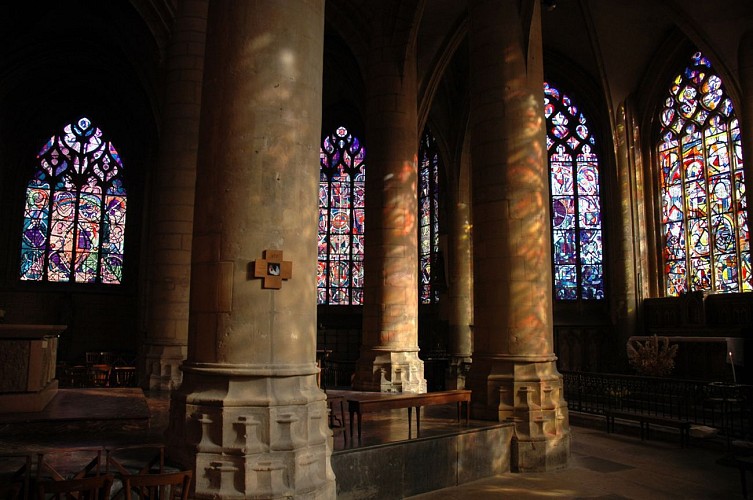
[0,324,65,413]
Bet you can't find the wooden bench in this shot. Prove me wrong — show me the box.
[605,410,691,447]
[347,390,471,441]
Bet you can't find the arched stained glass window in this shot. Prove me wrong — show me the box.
[318,126,365,305]
[544,82,604,300]
[20,117,127,284]
[419,130,440,305]
[658,52,751,295]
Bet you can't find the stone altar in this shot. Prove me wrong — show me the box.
[0,324,66,412]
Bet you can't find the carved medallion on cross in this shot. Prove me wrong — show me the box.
[253,249,292,289]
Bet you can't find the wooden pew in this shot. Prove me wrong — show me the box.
[347,389,471,441]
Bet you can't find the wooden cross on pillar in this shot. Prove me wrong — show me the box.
[253,249,292,289]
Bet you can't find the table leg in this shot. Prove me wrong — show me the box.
[340,401,347,443]
[408,407,412,438]
[416,407,421,436]
[349,410,354,440]
[357,412,362,441]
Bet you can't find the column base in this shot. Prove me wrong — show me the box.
[143,342,186,391]
[353,350,427,393]
[512,432,571,472]
[444,356,471,390]
[166,363,335,499]
[467,354,570,471]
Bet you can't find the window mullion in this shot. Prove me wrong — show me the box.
[573,159,583,300]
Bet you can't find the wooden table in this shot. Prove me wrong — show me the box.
[345,389,471,441]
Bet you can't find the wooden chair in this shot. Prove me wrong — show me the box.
[106,445,165,477]
[88,365,112,387]
[0,453,32,500]
[85,352,101,365]
[98,352,115,365]
[68,365,89,388]
[122,470,192,500]
[37,474,113,500]
[0,479,23,500]
[37,448,103,482]
[110,366,137,387]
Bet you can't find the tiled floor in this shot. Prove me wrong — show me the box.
[0,389,748,499]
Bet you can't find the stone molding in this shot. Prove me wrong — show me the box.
[167,370,335,499]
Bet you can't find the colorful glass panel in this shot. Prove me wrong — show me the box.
[20,117,127,284]
[318,126,366,304]
[545,82,604,300]
[658,52,751,295]
[418,130,441,304]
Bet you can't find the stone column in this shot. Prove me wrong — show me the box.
[143,0,208,392]
[352,7,426,393]
[466,0,570,471]
[611,101,649,359]
[166,1,334,498]
[445,146,473,390]
[739,31,753,271]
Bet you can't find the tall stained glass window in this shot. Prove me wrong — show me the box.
[545,82,604,300]
[418,130,440,304]
[658,52,751,295]
[20,117,127,284]
[318,126,365,305]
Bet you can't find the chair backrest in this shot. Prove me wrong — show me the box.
[37,448,103,481]
[106,445,165,476]
[0,480,22,500]
[0,453,32,500]
[67,365,89,388]
[111,367,137,387]
[88,365,112,387]
[85,352,100,365]
[37,474,114,500]
[98,352,115,365]
[123,471,193,500]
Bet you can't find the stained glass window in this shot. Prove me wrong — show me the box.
[544,82,604,300]
[418,130,440,305]
[20,117,127,284]
[318,126,365,305]
[658,52,751,295]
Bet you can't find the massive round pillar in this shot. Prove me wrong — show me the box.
[143,0,208,392]
[166,1,334,497]
[353,7,426,394]
[466,0,570,471]
[445,146,473,390]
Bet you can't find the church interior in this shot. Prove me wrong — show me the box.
[1,0,752,498]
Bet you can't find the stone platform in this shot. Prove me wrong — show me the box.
[0,388,151,441]
[326,390,514,498]
[333,420,513,498]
